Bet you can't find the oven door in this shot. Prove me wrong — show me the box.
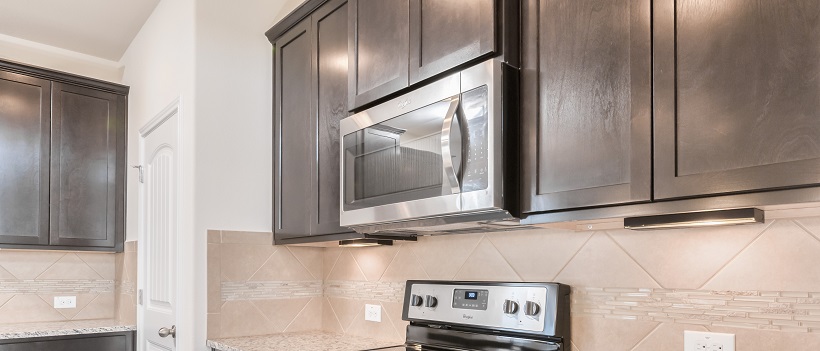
[340,60,502,228]
[404,325,563,351]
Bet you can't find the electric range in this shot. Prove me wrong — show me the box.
[375,281,571,351]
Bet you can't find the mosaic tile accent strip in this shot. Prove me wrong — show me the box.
[0,280,114,294]
[323,280,405,303]
[573,287,820,333]
[116,281,136,295]
[221,281,323,301]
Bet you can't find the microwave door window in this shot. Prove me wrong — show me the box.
[343,98,458,211]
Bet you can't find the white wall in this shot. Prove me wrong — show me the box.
[192,1,301,348]
[0,33,122,82]
[194,0,303,233]
[119,0,198,349]
[120,0,304,348]
[121,0,198,244]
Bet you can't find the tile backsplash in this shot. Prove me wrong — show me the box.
[0,242,136,326]
[207,230,324,339]
[0,249,119,324]
[115,241,137,324]
[209,216,820,350]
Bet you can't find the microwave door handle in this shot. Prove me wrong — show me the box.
[441,97,461,194]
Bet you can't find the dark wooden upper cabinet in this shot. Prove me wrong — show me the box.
[0,71,50,246]
[0,60,127,252]
[312,0,352,236]
[273,0,354,243]
[520,0,652,213]
[408,0,497,84]
[50,83,125,248]
[654,0,820,200]
[348,0,410,110]
[274,21,314,239]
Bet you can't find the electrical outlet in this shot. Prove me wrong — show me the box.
[684,331,734,351]
[54,296,76,309]
[365,304,381,322]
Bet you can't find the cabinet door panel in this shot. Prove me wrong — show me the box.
[521,0,651,212]
[409,0,496,84]
[0,71,50,245]
[274,21,313,238]
[50,83,122,248]
[312,0,353,235]
[348,0,409,110]
[654,0,820,199]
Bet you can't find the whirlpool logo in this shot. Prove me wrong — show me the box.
[398,99,412,109]
[462,314,474,320]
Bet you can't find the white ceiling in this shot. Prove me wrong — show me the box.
[0,0,161,61]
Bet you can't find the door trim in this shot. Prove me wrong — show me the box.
[140,98,180,136]
[137,98,183,351]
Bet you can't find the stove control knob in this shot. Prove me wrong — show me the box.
[525,301,541,316]
[503,299,519,314]
[411,294,424,307]
[425,295,438,308]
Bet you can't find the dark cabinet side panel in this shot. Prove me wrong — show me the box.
[521,0,652,213]
[409,0,496,84]
[654,0,820,199]
[50,83,122,248]
[0,71,50,245]
[274,22,313,238]
[312,0,353,235]
[348,0,409,110]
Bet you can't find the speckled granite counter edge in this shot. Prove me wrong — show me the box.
[206,333,404,351]
[207,339,242,351]
[0,325,137,340]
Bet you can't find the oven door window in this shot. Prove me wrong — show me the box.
[343,96,461,211]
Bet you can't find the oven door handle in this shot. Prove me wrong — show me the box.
[441,96,461,194]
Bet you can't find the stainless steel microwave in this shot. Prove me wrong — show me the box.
[340,59,520,234]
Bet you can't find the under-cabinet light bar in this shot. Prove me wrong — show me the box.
[339,239,393,247]
[624,208,764,230]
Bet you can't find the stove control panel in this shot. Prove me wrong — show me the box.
[453,289,488,310]
[404,282,563,335]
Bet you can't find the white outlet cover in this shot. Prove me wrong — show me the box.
[365,304,381,322]
[54,296,76,309]
[684,330,734,351]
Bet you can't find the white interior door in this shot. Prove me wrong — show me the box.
[139,103,180,351]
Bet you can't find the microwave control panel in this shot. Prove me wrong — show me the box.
[459,85,489,193]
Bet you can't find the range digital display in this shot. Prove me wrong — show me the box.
[453,289,489,310]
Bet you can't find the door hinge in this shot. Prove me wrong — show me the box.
[138,289,144,305]
[131,165,144,183]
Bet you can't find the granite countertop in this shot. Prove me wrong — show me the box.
[207,332,403,351]
[0,319,136,340]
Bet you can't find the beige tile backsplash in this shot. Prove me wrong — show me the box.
[208,230,324,339]
[10,215,818,349]
[115,241,138,324]
[0,246,136,325]
[210,217,820,349]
